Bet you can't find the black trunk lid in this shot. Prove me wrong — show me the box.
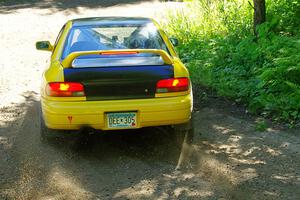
[63,65,174,100]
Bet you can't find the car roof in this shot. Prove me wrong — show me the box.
[71,17,153,27]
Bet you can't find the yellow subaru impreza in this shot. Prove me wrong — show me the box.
[36,17,193,139]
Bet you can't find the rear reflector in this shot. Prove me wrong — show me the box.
[156,78,189,93]
[46,82,85,97]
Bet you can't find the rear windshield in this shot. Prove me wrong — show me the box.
[61,23,169,65]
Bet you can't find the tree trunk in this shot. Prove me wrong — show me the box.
[253,0,266,35]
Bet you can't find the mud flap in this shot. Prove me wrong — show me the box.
[173,115,194,170]
[173,117,194,145]
[40,115,61,143]
[39,110,73,143]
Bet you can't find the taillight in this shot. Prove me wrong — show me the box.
[156,78,189,93]
[46,82,85,97]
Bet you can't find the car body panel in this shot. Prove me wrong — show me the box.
[41,93,192,130]
[39,17,192,131]
[63,64,174,100]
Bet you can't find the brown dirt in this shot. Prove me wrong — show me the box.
[0,1,299,199]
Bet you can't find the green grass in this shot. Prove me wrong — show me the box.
[255,119,268,132]
[161,0,300,123]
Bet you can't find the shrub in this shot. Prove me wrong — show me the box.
[161,0,300,123]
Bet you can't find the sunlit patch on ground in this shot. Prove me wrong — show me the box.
[114,179,158,199]
[0,1,300,200]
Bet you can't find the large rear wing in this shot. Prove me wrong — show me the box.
[61,49,174,68]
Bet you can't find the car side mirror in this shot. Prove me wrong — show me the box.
[170,37,179,47]
[36,41,53,51]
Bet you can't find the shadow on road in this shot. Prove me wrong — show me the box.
[0,0,157,14]
[0,91,194,199]
[1,90,300,199]
[49,126,186,165]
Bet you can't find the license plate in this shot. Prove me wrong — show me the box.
[106,112,137,129]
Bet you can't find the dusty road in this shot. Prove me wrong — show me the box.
[0,1,300,199]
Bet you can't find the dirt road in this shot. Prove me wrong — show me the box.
[1,1,300,199]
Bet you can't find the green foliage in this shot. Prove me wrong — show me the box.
[267,0,300,35]
[162,0,300,123]
[255,119,268,132]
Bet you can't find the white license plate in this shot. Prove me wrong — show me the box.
[106,112,137,129]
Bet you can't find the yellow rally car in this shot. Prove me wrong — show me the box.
[36,17,193,139]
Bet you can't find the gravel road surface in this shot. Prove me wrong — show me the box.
[0,1,299,199]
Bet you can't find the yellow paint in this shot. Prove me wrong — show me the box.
[41,94,192,130]
[37,18,193,131]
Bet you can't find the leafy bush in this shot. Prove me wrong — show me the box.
[162,0,300,123]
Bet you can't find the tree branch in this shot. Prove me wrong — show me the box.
[248,1,255,10]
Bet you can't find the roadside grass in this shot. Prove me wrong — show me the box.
[161,0,300,124]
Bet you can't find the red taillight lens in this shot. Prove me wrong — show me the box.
[46,82,85,97]
[156,78,189,93]
[100,51,138,55]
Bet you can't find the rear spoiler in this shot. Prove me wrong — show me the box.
[61,49,174,68]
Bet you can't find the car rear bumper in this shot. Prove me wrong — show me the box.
[41,94,192,130]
